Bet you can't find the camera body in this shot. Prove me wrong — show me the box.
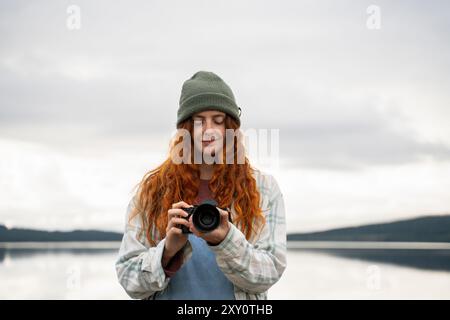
[180,200,230,234]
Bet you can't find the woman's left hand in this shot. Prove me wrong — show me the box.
[189,207,231,245]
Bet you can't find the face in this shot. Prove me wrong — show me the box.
[191,110,226,157]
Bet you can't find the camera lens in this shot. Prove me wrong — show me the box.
[200,212,214,226]
[192,203,220,232]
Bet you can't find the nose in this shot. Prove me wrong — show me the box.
[202,119,216,137]
[203,119,218,141]
[204,118,214,130]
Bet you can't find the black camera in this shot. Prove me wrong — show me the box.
[180,199,230,234]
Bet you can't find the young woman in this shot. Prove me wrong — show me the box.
[115,71,286,300]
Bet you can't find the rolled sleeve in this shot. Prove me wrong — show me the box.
[115,195,193,299]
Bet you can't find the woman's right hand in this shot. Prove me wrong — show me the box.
[162,201,192,265]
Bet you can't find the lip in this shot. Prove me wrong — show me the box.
[202,140,214,145]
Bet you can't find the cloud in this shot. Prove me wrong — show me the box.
[1,0,450,230]
[274,94,450,170]
[0,137,167,231]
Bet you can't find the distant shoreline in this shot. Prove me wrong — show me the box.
[288,241,450,250]
[0,224,123,242]
[2,214,450,243]
[288,215,450,243]
[2,240,450,250]
[0,241,121,249]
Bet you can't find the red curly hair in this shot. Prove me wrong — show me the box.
[130,115,265,246]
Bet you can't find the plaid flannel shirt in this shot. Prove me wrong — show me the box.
[115,169,287,300]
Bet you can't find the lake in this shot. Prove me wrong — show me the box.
[1,241,449,299]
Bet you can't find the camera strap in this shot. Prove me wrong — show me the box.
[220,207,233,223]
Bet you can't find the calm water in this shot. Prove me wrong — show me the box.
[1,242,450,299]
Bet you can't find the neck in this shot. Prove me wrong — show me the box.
[199,164,214,180]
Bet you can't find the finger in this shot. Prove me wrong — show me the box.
[167,217,190,230]
[172,201,186,209]
[188,216,194,231]
[171,217,190,228]
[168,208,188,218]
[218,209,230,226]
[188,217,202,236]
[167,226,183,236]
[172,201,193,209]
[166,219,174,231]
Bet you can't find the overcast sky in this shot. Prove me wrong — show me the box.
[1,0,450,233]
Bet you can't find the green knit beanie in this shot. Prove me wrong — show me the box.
[177,71,241,127]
